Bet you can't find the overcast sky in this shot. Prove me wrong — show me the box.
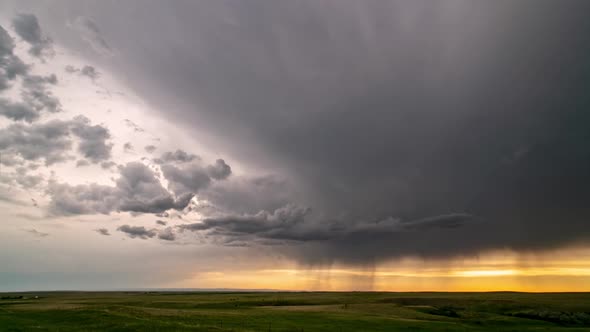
[1,0,590,291]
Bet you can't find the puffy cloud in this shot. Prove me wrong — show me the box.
[117,225,156,239]
[11,13,53,58]
[48,162,194,216]
[0,120,72,165]
[206,159,231,180]
[157,227,175,241]
[71,115,112,163]
[0,25,28,91]
[158,152,232,196]
[0,98,39,122]
[161,163,211,195]
[21,74,61,114]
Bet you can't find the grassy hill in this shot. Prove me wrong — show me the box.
[1,291,590,331]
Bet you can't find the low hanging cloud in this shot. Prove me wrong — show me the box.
[11,13,53,58]
[180,205,474,244]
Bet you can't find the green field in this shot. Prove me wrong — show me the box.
[1,291,590,331]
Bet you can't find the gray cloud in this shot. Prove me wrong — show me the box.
[64,65,100,80]
[161,163,211,195]
[75,159,89,167]
[155,149,198,164]
[206,159,231,180]
[95,228,110,236]
[71,115,112,163]
[14,167,43,189]
[80,65,99,80]
[48,162,194,216]
[0,120,72,165]
[68,16,113,56]
[156,220,167,226]
[20,74,61,114]
[123,142,133,152]
[144,145,156,153]
[157,227,175,241]
[0,98,38,122]
[180,206,475,250]
[4,1,590,263]
[11,13,53,58]
[117,225,156,239]
[100,161,116,169]
[123,119,144,132]
[0,25,28,91]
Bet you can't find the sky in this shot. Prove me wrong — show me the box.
[1,0,590,292]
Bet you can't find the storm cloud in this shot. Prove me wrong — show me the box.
[2,1,590,265]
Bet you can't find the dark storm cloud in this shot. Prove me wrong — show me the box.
[11,13,53,58]
[7,1,590,263]
[179,206,476,249]
[117,225,156,239]
[48,162,194,216]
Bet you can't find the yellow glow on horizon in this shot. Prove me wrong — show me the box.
[179,246,590,292]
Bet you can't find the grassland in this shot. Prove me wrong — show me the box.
[1,291,590,331]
